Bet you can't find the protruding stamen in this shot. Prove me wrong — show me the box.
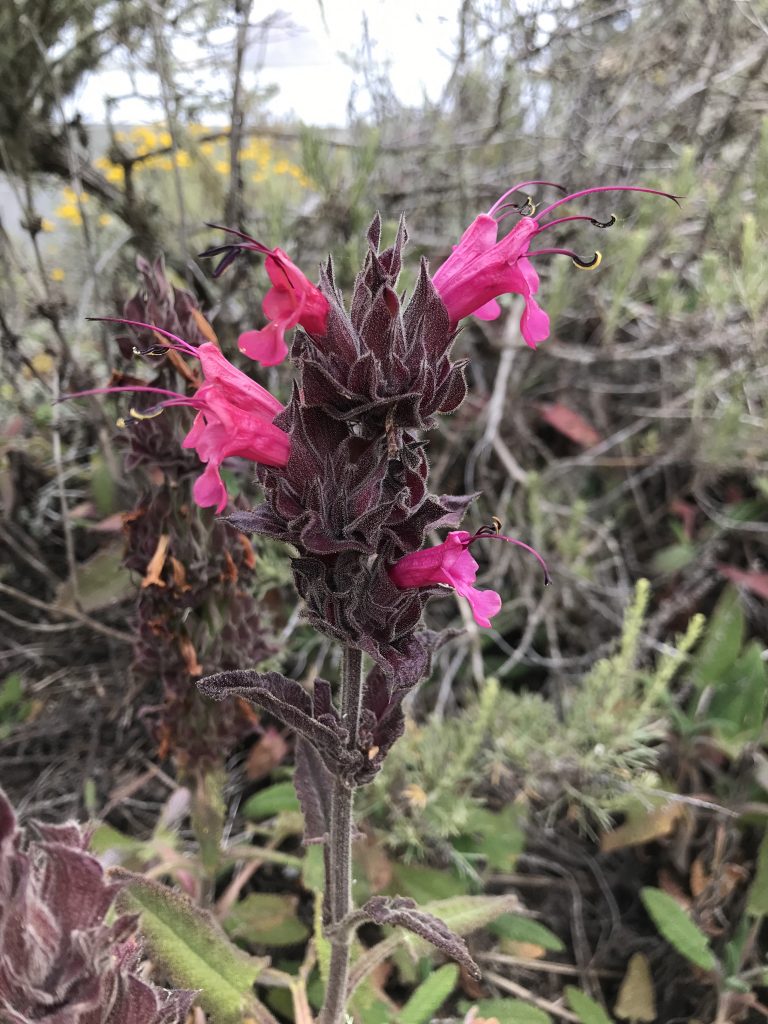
[60,382,188,401]
[573,251,602,270]
[128,406,165,421]
[488,180,567,218]
[200,224,295,290]
[535,213,617,233]
[137,345,174,358]
[535,185,681,222]
[526,247,602,269]
[467,530,552,585]
[88,317,200,356]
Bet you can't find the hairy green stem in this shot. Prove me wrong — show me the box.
[319,646,363,1024]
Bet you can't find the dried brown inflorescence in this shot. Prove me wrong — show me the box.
[116,256,271,769]
[0,788,195,1024]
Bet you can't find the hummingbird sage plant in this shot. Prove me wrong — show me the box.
[78,182,674,1023]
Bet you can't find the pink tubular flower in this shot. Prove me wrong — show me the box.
[432,181,679,348]
[71,319,290,513]
[200,226,329,367]
[388,528,550,629]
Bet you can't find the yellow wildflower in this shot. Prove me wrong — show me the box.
[105,164,125,184]
[215,160,230,175]
[98,213,112,227]
[55,204,82,225]
[50,268,65,282]
[31,352,55,374]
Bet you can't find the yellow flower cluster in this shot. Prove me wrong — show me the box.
[54,186,88,225]
[51,125,313,232]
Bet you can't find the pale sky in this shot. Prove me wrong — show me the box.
[73,0,461,127]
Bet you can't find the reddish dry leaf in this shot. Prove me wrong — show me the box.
[671,498,698,539]
[717,564,768,600]
[690,855,710,898]
[190,308,219,346]
[536,402,602,448]
[170,556,192,592]
[222,549,238,583]
[245,728,289,781]
[601,802,685,853]
[70,500,97,518]
[356,835,394,893]
[178,635,203,677]
[658,868,691,909]
[141,533,170,588]
[237,534,257,569]
[166,345,201,386]
[89,512,126,533]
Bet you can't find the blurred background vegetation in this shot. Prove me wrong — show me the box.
[1,0,768,1021]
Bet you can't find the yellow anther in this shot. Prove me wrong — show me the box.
[573,250,602,270]
[116,417,126,429]
[128,406,164,421]
[367,745,380,760]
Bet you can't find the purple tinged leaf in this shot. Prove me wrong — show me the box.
[293,737,333,844]
[0,787,195,1023]
[362,896,481,979]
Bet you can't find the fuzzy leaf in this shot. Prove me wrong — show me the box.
[55,542,134,613]
[565,987,615,1024]
[293,736,333,842]
[223,892,310,947]
[198,670,353,774]
[396,963,458,1024]
[690,585,744,689]
[490,914,565,952]
[349,894,517,996]
[460,998,552,1023]
[362,896,481,978]
[114,870,269,1024]
[640,887,717,971]
[747,828,768,915]
[242,781,301,820]
[389,862,472,902]
[614,953,655,1022]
